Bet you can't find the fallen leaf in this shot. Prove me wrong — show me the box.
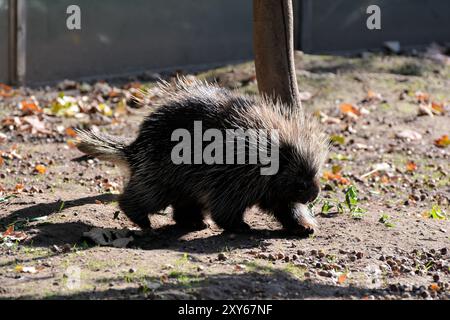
[429,283,440,292]
[22,116,52,135]
[15,266,38,274]
[330,135,345,145]
[340,103,361,119]
[34,165,47,174]
[14,183,24,193]
[338,273,347,284]
[0,83,13,97]
[20,100,42,115]
[431,101,444,114]
[323,171,350,185]
[406,161,417,172]
[65,127,78,137]
[1,225,14,238]
[434,135,450,148]
[415,91,430,103]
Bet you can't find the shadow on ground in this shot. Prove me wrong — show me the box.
[2,194,303,254]
[5,266,385,300]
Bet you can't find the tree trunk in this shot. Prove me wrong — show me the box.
[253,0,301,109]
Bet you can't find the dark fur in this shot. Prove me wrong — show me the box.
[76,79,328,235]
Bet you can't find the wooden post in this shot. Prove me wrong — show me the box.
[253,0,301,109]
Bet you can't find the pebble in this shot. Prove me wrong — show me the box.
[218,253,228,261]
[318,270,332,277]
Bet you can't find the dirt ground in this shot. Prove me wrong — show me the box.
[0,51,449,300]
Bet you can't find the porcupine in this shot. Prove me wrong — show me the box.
[75,78,328,235]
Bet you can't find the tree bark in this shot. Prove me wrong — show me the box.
[253,0,301,109]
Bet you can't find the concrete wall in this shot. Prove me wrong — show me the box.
[25,0,253,85]
[298,0,450,53]
[0,0,9,83]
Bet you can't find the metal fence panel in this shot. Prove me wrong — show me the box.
[299,0,450,53]
[25,0,253,85]
[0,0,8,83]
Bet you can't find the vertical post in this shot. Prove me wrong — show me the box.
[8,0,26,85]
[8,0,17,84]
[16,0,26,85]
[253,0,301,109]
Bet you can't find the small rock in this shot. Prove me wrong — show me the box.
[318,270,332,277]
[440,248,448,255]
[218,253,228,261]
[356,252,364,259]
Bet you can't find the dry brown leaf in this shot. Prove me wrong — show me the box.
[406,161,417,172]
[323,171,350,185]
[14,183,24,193]
[0,83,13,97]
[340,103,361,118]
[338,273,347,284]
[431,101,444,114]
[65,127,78,137]
[434,135,450,148]
[415,91,430,103]
[20,101,42,115]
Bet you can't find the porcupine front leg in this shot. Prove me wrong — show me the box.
[172,197,208,230]
[209,194,251,233]
[270,202,316,236]
[119,179,169,230]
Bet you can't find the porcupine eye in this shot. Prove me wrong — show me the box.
[297,181,308,191]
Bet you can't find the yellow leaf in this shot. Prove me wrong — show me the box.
[431,102,444,114]
[35,164,47,174]
[434,135,450,148]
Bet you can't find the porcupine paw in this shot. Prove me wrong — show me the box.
[223,221,251,234]
[285,224,315,237]
[176,219,209,231]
